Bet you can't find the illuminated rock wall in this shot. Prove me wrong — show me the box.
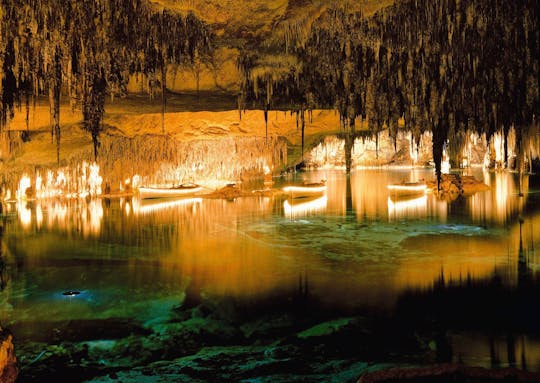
[68,134,287,191]
[0,133,286,198]
[306,130,434,169]
[304,130,510,169]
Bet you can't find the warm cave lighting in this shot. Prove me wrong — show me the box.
[16,175,32,200]
[9,162,104,201]
[4,189,12,202]
[283,195,328,218]
[409,133,419,163]
[35,203,43,228]
[87,199,104,236]
[13,198,104,236]
[441,148,450,174]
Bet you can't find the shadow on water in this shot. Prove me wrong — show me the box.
[394,221,540,371]
[5,257,540,382]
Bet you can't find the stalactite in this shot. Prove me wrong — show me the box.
[264,105,268,145]
[301,108,305,159]
[0,0,211,159]
[48,46,61,165]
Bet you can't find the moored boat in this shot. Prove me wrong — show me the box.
[387,181,427,198]
[138,183,203,199]
[283,181,327,199]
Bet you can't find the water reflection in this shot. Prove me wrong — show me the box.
[1,170,539,320]
[468,170,529,224]
[388,194,428,221]
[283,195,327,219]
[9,198,104,237]
[1,169,540,376]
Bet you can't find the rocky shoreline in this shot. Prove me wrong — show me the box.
[7,270,540,382]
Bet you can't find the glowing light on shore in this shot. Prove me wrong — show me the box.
[16,175,31,200]
[11,162,105,201]
[409,132,418,163]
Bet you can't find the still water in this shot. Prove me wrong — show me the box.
[1,168,539,373]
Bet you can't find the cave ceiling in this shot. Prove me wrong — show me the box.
[149,0,395,50]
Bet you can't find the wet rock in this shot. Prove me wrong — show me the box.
[427,173,489,200]
[205,183,246,200]
[0,327,18,383]
[240,313,296,339]
[297,317,356,339]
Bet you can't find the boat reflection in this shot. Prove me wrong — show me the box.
[132,197,202,215]
[283,195,327,218]
[387,194,428,220]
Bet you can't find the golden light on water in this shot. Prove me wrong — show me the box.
[16,200,31,228]
[387,195,428,220]
[5,170,538,306]
[12,198,104,237]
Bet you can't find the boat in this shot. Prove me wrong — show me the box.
[282,180,327,199]
[387,181,427,198]
[138,183,203,199]
[133,197,202,214]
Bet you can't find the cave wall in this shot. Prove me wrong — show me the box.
[305,129,491,169]
[95,134,287,190]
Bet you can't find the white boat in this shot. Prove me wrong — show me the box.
[387,181,427,198]
[282,181,327,199]
[138,183,203,199]
[133,197,202,214]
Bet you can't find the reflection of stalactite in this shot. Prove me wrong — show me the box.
[490,336,501,368]
[507,334,516,368]
[344,133,353,174]
[297,271,309,299]
[521,336,527,370]
[345,173,353,216]
[517,218,531,288]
